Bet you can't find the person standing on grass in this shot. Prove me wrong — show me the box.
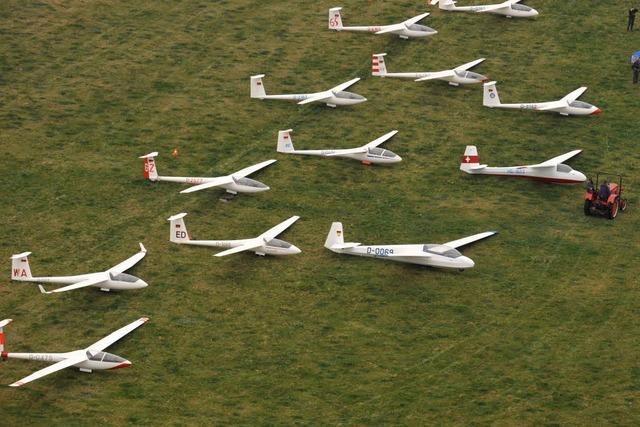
[628,7,638,31]
[633,59,640,84]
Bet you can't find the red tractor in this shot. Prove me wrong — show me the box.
[584,173,628,219]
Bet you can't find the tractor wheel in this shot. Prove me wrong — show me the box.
[620,199,628,211]
[608,199,619,220]
[584,200,592,216]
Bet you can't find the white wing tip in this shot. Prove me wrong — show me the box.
[9,381,24,387]
[139,243,147,253]
[140,317,150,323]
[167,212,188,221]
[10,252,31,260]
[38,285,51,294]
[251,74,266,79]
[373,52,387,57]
[139,152,159,159]
[330,6,343,11]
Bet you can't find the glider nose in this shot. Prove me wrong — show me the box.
[113,360,132,369]
[289,245,302,255]
[136,279,149,289]
[574,171,587,182]
[458,256,475,269]
[591,107,602,115]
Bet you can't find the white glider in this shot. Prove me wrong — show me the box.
[483,82,602,116]
[276,129,401,165]
[328,7,437,39]
[460,146,587,184]
[250,75,366,108]
[0,317,148,387]
[168,213,301,257]
[372,53,488,86]
[10,244,148,294]
[324,223,497,270]
[431,0,539,18]
[140,152,276,195]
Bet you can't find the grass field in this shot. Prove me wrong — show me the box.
[1,0,639,424]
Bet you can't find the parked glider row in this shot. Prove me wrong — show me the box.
[251,67,601,116]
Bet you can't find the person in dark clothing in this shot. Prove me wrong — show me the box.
[599,180,611,201]
[633,59,640,84]
[629,8,638,31]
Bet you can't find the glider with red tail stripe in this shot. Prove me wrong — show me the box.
[372,53,488,86]
[1,317,148,387]
[140,152,276,195]
[329,7,437,39]
[460,145,587,184]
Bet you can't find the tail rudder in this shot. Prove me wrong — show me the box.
[433,0,456,10]
[483,81,501,107]
[139,152,159,181]
[328,7,343,30]
[277,129,295,153]
[0,319,12,353]
[460,146,480,172]
[10,252,32,281]
[324,222,344,249]
[372,53,387,77]
[168,213,190,243]
[250,74,267,98]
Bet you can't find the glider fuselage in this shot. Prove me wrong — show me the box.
[1,350,130,371]
[330,244,475,269]
[153,175,268,194]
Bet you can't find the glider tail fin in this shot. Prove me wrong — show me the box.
[139,152,159,181]
[460,146,480,172]
[168,213,190,243]
[0,319,12,353]
[434,0,456,10]
[328,7,343,30]
[324,222,344,249]
[372,53,387,77]
[250,74,267,98]
[277,129,295,153]
[10,252,32,281]
[483,81,501,107]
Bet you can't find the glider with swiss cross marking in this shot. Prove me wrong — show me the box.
[324,223,497,270]
[0,317,148,387]
[460,146,587,184]
[328,7,437,39]
[140,152,276,195]
[10,243,148,294]
[277,129,401,165]
[483,81,602,116]
[431,0,538,18]
[250,75,366,108]
[168,213,301,257]
[372,53,488,86]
